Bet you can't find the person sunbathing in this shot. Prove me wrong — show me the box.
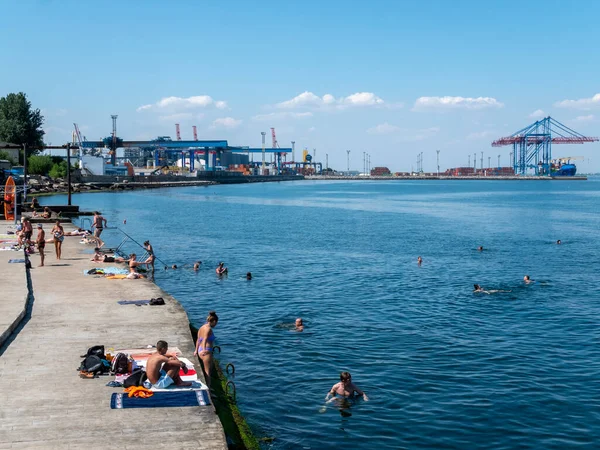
[126,253,149,279]
[90,247,103,262]
[143,340,191,389]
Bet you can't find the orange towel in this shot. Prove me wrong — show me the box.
[124,386,154,398]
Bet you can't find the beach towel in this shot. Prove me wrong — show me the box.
[117,300,151,306]
[84,266,128,276]
[110,390,211,409]
[114,356,196,384]
[8,259,26,263]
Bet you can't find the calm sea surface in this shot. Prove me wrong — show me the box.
[50,179,600,449]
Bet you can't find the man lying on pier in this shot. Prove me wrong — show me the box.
[143,340,192,389]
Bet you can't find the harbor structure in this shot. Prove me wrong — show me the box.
[491,117,598,176]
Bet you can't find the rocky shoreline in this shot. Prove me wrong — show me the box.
[25,175,215,196]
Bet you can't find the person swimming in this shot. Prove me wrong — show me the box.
[193,261,201,271]
[246,272,252,280]
[478,246,484,251]
[295,318,304,332]
[417,256,423,266]
[556,240,561,245]
[216,262,228,276]
[524,275,534,284]
[473,284,489,294]
[474,284,511,294]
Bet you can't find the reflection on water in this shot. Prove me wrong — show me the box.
[51,178,600,449]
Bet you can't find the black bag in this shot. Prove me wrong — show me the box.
[111,352,129,374]
[123,368,147,388]
[79,355,103,374]
[103,256,115,263]
[82,345,105,359]
[150,297,165,305]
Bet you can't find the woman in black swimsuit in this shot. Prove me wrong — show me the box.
[144,240,155,271]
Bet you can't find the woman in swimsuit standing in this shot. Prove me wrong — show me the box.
[51,220,64,260]
[194,311,218,388]
[143,240,155,271]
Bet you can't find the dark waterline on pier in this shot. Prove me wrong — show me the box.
[51,178,600,449]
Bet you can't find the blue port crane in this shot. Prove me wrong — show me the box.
[491,117,598,175]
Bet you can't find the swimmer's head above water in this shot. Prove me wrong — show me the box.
[478,246,484,251]
[556,240,561,245]
[473,284,483,292]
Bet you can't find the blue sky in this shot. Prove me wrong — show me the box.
[2,0,600,172]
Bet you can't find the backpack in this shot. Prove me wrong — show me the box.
[150,297,165,305]
[82,345,105,359]
[79,355,104,374]
[123,368,147,388]
[111,352,129,375]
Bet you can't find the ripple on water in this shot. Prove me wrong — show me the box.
[55,179,600,449]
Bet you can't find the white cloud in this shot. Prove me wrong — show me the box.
[400,127,440,142]
[413,96,503,111]
[210,117,242,129]
[367,122,400,134]
[252,112,313,121]
[573,114,595,122]
[555,93,600,110]
[529,109,546,119]
[308,127,316,132]
[276,91,385,110]
[466,130,496,140]
[136,95,227,112]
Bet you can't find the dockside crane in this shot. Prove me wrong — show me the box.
[491,116,598,175]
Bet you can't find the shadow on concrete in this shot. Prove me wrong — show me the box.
[0,257,35,357]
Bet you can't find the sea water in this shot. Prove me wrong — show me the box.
[52,179,600,449]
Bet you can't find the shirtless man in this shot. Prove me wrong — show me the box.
[216,262,228,276]
[524,275,534,284]
[143,340,191,389]
[295,318,304,332]
[36,224,45,267]
[22,218,33,242]
[326,371,369,402]
[92,211,107,239]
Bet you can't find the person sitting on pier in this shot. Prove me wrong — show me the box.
[143,340,192,389]
[216,262,228,276]
[90,247,103,262]
[29,197,40,211]
[42,206,52,219]
[126,253,148,279]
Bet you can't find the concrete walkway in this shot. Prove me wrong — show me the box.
[0,221,227,449]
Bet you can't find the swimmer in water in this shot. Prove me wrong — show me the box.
[524,275,534,284]
[473,284,489,294]
[473,284,511,294]
[556,239,561,245]
[216,262,228,276]
[326,371,368,402]
[193,261,201,271]
[478,246,484,251]
[417,256,422,266]
[172,264,177,270]
[246,272,252,280]
[295,318,304,332]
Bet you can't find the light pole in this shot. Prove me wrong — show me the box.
[420,152,423,173]
[363,151,366,175]
[436,149,440,177]
[325,153,328,175]
[346,150,350,174]
[473,153,476,171]
[261,132,266,174]
[498,154,501,168]
[468,154,471,167]
[368,154,371,174]
[480,151,484,170]
[291,141,295,163]
[488,156,491,169]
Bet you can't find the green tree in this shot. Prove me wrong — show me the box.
[49,161,74,179]
[27,155,54,175]
[0,150,16,165]
[0,92,45,153]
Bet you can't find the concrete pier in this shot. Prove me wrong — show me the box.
[0,221,227,449]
